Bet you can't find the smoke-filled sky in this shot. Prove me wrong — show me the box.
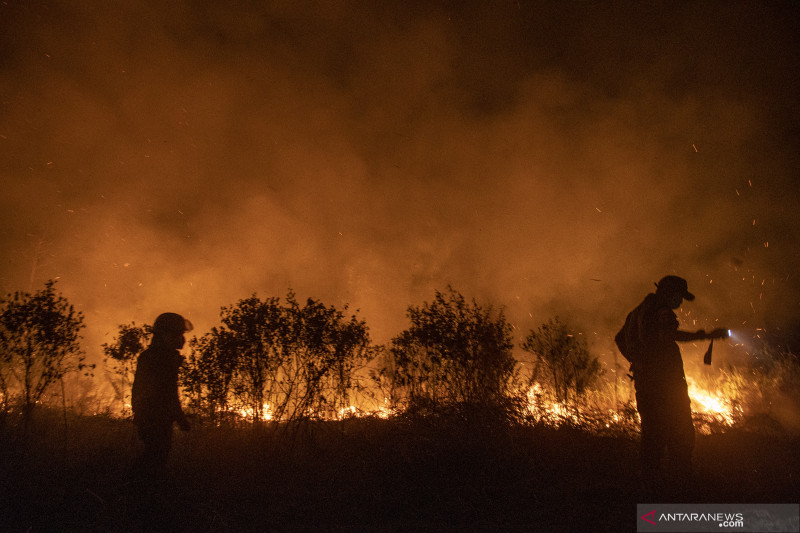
[2,1,799,365]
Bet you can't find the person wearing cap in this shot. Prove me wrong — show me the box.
[617,276,727,494]
[131,312,193,477]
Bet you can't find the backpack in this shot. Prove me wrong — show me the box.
[614,294,657,365]
[614,310,638,364]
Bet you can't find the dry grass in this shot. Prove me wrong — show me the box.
[1,407,798,532]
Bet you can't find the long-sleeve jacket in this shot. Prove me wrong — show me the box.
[131,344,187,426]
[621,293,687,394]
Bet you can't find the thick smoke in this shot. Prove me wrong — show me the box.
[1,1,798,368]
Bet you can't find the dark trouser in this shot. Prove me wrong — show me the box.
[135,420,173,477]
[636,386,695,488]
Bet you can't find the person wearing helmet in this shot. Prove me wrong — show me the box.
[131,312,193,477]
[616,276,727,496]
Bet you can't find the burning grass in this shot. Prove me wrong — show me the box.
[6,342,798,442]
[523,377,743,437]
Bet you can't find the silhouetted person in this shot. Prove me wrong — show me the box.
[616,276,727,496]
[131,312,192,478]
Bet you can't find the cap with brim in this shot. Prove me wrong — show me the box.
[656,275,695,301]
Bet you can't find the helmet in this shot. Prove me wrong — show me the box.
[655,275,695,301]
[152,312,193,335]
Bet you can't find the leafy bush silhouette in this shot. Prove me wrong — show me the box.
[0,280,92,423]
[521,317,603,415]
[181,290,378,425]
[183,330,237,423]
[384,287,516,419]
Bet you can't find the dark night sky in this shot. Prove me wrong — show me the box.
[2,1,799,367]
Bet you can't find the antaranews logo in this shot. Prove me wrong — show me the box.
[641,510,657,526]
[636,503,799,532]
[641,509,744,528]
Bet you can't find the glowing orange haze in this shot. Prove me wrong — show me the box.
[0,1,797,385]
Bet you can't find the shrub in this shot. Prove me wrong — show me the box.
[521,317,603,411]
[385,287,516,418]
[0,280,92,423]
